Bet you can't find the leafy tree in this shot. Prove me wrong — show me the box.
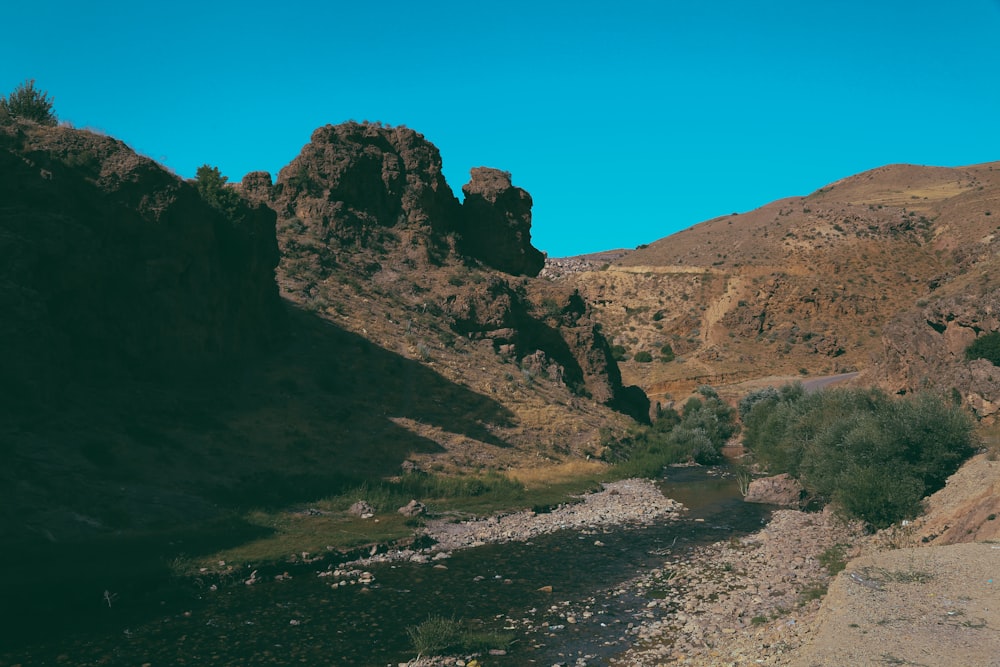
[1,79,57,125]
[633,351,653,362]
[195,164,244,222]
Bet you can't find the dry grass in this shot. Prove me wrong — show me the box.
[978,421,1000,461]
[507,459,609,489]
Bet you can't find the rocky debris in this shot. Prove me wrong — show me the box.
[339,479,683,570]
[612,508,865,666]
[459,167,545,276]
[540,250,633,280]
[419,479,683,552]
[348,501,376,517]
[743,473,805,507]
[398,499,426,517]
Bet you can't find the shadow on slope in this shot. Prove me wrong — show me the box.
[0,302,516,650]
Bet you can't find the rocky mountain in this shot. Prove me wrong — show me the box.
[243,122,649,462]
[551,162,1000,416]
[0,119,646,545]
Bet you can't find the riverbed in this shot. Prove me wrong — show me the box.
[1,467,774,667]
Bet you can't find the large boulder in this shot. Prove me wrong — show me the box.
[744,473,805,507]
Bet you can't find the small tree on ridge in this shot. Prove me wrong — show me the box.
[1,79,57,126]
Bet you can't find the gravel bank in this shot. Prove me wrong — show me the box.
[420,478,685,551]
[612,508,866,666]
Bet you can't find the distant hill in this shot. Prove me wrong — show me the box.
[553,161,1000,415]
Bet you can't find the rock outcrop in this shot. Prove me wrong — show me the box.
[872,285,1000,419]
[255,121,649,424]
[459,167,545,276]
[743,473,805,507]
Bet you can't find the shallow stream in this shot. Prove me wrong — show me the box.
[4,467,771,666]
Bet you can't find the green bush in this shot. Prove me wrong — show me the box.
[965,331,1000,366]
[634,351,653,363]
[195,164,245,222]
[610,344,627,361]
[741,385,974,528]
[659,343,675,362]
[604,386,736,473]
[1,79,57,126]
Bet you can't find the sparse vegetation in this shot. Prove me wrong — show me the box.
[406,615,514,656]
[602,385,736,475]
[742,385,975,528]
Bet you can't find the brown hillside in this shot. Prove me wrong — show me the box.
[244,121,649,469]
[552,161,1000,408]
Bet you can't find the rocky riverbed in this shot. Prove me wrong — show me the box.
[395,480,867,667]
[343,478,685,571]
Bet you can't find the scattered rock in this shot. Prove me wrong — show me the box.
[348,501,376,517]
[398,499,426,517]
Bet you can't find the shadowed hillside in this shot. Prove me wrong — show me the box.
[0,119,650,549]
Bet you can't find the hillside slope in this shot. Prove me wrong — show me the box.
[552,161,1000,412]
[0,120,649,547]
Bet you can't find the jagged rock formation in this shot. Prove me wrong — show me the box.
[0,121,284,405]
[460,167,545,276]
[249,121,649,434]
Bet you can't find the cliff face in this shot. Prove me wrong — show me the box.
[0,122,284,405]
[873,281,1000,419]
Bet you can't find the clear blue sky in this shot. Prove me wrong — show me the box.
[3,1,999,257]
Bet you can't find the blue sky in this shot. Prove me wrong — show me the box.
[3,1,999,257]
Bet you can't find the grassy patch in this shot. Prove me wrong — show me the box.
[818,544,850,575]
[184,467,613,572]
[799,582,828,604]
[406,615,514,656]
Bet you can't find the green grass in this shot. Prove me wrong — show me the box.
[818,544,850,575]
[406,615,514,656]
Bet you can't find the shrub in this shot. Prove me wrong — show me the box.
[604,386,735,473]
[659,343,675,362]
[195,164,245,222]
[741,385,974,528]
[965,331,1000,366]
[1,79,57,125]
[610,344,627,361]
[634,351,653,362]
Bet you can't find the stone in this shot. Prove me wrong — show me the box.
[348,501,376,516]
[398,499,426,517]
[744,473,806,507]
